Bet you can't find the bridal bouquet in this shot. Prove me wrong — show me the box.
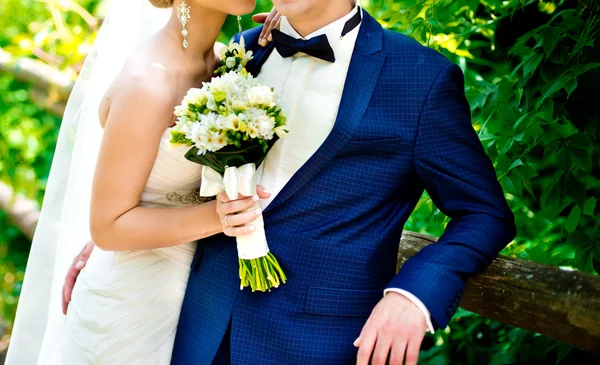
[170,38,288,292]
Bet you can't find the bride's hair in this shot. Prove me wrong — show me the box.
[148,0,174,8]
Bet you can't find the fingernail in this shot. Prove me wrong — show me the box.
[249,225,256,231]
[255,208,262,216]
[353,337,360,347]
[268,34,272,42]
[75,261,85,270]
[252,195,259,202]
[259,39,267,47]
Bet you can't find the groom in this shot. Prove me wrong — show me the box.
[171,0,515,364]
[64,0,515,364]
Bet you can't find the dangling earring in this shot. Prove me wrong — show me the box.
[237,15,243,33]
[178,0,191,48]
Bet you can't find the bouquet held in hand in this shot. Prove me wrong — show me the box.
[170,38,288,292]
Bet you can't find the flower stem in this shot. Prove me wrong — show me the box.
[238,253,287,292]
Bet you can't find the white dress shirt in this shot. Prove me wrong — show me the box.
[256,7,434,333]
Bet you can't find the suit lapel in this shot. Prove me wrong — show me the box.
[247,42,275,77]
[264,12,386,213]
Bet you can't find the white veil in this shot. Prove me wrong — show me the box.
[5,1,171,363]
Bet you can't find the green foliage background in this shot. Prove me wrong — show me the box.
[0,0,598,363]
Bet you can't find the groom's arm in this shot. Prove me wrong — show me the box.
[356,62,515,365]
[387,62,516,329]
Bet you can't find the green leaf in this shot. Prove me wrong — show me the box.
[564,78,578,97]
[523,53,543,77]
[538,75,572,107]
[565,205,581,233]
[503,175,516,195]
[512,113,529,131]
[583,197,597,216]
[479,134,499,142]
[543,27,561,55]
[500,138,515,155]
[574,62,600,77]
[522,175,536,199]
[570,148,592,172]
[508,159,524,171]
[567,133,593,151]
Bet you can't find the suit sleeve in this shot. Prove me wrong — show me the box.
[386,62,516,329]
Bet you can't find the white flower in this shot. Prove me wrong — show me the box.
[257,115,275,139]
[215,115,228,130]
[274,125,288,138]
[174,100,190,117]
[226,114,242,130]
[226,57,236,69]
[248,85,275,107]
[206,93,218,111]
[184,88,208,106]
[246,119,259,139]
[227,37,254,67]
[219,44,228,61]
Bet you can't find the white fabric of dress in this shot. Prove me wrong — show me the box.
[45,130,203,365]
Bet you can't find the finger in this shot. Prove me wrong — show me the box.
[256,185,271,199]
[82,241,94,257]
[264,14,280,44]
[217,192,232,203]
[223,224,256,237]
[260,9,278,46]
[274,14,281,30]
[259,16,273,44]
[62,285,68,315]
[64,267,78,303]
[226,207,262,227]
[356,329,377,365]
[371,330,393,365]
[389,338,408,365]
[268,15,281,43]
[404,334,424,365]
[219,196,257,216]
[252,13,269,24]
[75,260,85,270]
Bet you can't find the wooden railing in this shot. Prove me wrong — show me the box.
[399,231,600,353]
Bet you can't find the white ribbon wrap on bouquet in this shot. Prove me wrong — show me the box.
[200,163,269,260]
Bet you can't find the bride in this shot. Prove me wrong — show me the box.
[6,0,278,364]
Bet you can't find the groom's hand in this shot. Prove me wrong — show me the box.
[62,240,94,314]
[355,292,426,365]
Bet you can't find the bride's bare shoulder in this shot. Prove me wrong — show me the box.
[99,45,180,127]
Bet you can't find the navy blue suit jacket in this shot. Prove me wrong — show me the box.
[172,11,515,364]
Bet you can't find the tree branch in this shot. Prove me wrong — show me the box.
[0,182,40,240]
[0,48,73,117]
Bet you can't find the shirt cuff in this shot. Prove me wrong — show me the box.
[384,288,435,334]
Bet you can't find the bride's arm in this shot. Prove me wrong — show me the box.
[90,72,257,251]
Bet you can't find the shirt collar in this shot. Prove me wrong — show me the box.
[279,6,361,41]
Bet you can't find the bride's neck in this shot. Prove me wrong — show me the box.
[164,1,227,62]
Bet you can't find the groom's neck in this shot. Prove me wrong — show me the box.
[282,0,354,37]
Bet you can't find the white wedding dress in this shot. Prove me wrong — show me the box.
[47,129,204,364]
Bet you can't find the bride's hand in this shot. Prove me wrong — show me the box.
[252,8,281,47]
[216,186,270,237]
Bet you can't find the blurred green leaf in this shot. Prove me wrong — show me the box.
[583,197,597,216]
[565,205,581,233]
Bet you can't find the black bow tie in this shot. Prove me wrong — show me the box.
[271,8,362,63]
